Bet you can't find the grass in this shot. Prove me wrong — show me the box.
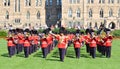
[0,39,120,69]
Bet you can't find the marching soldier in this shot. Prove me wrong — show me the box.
[13,33,20,54]
[7,32,16,57]
[103,29,113,58]
[57,32,68,62]
[46,32,53,53]
[85,29,90,53]
[23,29,30,58]
[17,29,24,53]
[41,35,48,58]
[73,35,82,58]
[23,34,30,58]
[33,30,39,52]
[89,30,97,58]
[95,33,102,53]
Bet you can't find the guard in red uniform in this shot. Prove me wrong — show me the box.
[23,35,30,58]
[41,36,48,58]
[95,33,102,53]
[85,29,90,53]
[103,29,113,58]
[17,29,24,53]
[73,35,82,58]
[33,30,39,52]
[46,33,53,53]
[7,34,15,57]
[57,32,67,62]
[89,30,97,58]
[80,32,85,47]
[13,33,19,54]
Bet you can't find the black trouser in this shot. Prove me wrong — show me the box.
[97,44,101,53]
[42,47,48,58]
[16,44,20,54]
[74,48,80,58]
[59,48,66,61]
[90,47,96,58]
[24,47,29,58]
[48,44,51,53]
[50,43,53,51]
[18,44,23,52]
[86,43,90,53]
[68,40,72,47]
[101,46,106,56]
[35,44,38,52]
[8,46,15,57]
[31,45,34,53]
[29,46,32,55]
[105,46,111,58]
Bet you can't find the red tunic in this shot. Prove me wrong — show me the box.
[73,39,82,48]
[24,40,30,47]
[7,38,15,46]
[57,36,67,49]
[103,36,113,46]
[89,38,97,47]
[17,34,24,44]
[41,39,48,48]
[84,35,90,44]
[47,35,53,45]
[34,35,39,44]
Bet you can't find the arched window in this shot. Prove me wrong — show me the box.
[77,0,80,3]
[36,0,42,6]
[50,0,52,6]
[76,8,80,17]
[46,0,49,6]
[118,8,120,17]
[26,11,30,19]
[37,11,40,19]
[118,0,120,3]
[99,0,105,3]
[68,8,72,17]
[68,21,72,28]
[73,0,76,4]
[6,11,9,19]
[100,8,104,18]
[25,0,31,6]
[109,8,113,17]
[89,9,92,17]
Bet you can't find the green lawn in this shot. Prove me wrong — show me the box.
[0,39,120,69]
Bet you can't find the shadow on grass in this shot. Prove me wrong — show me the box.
[80,53,91,58]
[46,58,60,62]
[33,51,43,58]
[51,50,59,58]
[1,53,9,57]
[66,48,75,58]
[16,53,24,57]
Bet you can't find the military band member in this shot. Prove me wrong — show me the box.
[57,32,68,62]
[89,30,97,58]
[41,35,48,58]
[7,33,16,57]
[103,29,113,58]
[85,29,90,53]
[73,35,82,58]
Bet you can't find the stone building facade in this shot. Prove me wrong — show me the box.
[62,0,120,29]
[0,0,120,29]
[0,0,46,29]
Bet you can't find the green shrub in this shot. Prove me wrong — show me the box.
[52,28,60,34]
[38,29,44,33]
[112,30,120,37]
[0,30,7,37]
[66,28,76,33]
